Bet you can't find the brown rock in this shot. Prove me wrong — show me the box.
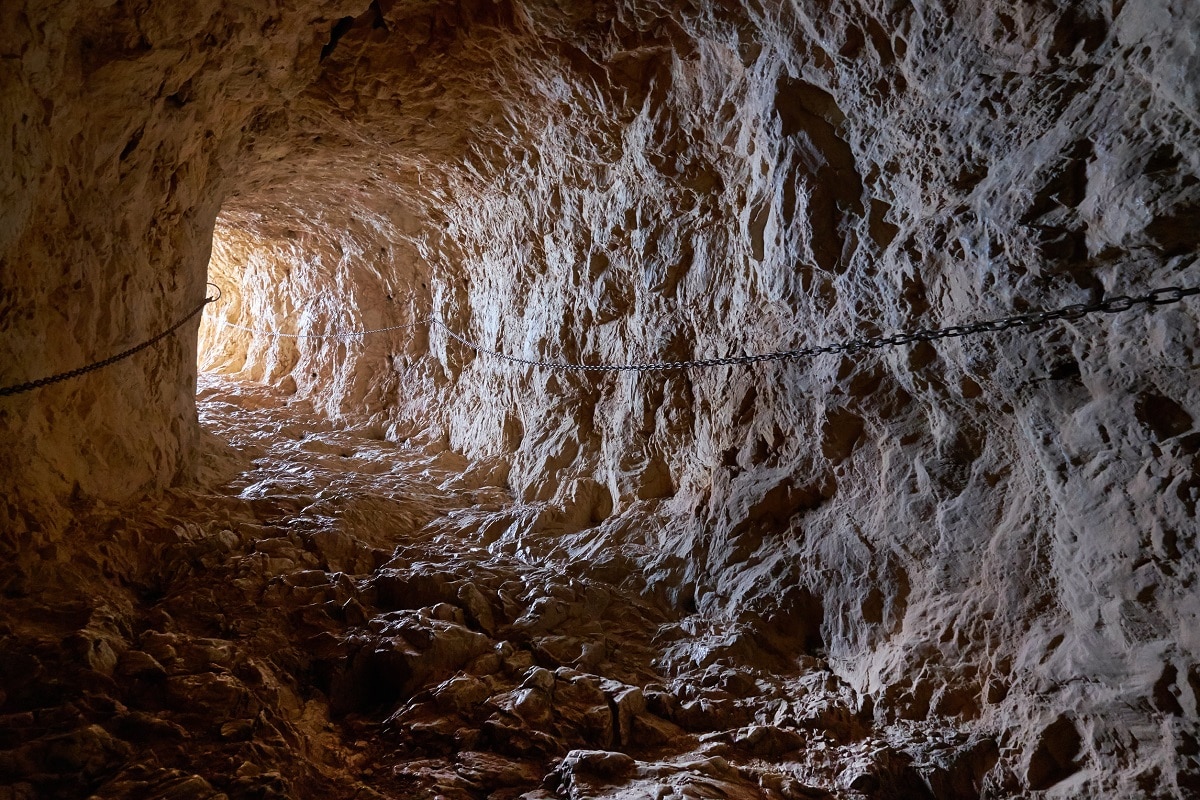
[1026,715,1084,790]
[4,1,1199,797]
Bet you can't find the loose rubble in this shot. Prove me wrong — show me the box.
[2,377,1002,798]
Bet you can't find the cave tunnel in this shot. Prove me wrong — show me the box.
[2,1,1200,797]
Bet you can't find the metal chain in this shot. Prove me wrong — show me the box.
[431,285,1200,372]
[0,284,222,397]
[9,282,1191,398]
[216,317,427,338]
[209,283,1198,373]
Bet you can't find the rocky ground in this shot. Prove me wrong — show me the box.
[4,2,1200,798]
[1,375,1006,800]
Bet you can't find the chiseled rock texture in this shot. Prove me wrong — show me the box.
[3,0,1200,797]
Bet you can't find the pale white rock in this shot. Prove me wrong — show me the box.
[2,1,1199,798]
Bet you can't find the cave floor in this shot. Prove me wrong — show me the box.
[0,375,989,800]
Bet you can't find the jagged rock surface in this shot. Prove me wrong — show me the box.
[0,376,996,799]
[3,1,1200,797]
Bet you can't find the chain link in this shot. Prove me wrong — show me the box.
[207,282,1198,373]
[0,285,221,397]
[430,285,1199,372]
[216,318,428,338]
[10,281,1192,397]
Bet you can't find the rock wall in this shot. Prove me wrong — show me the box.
[0,0,362,522]
[204,2,1200,790]
[4,0,1200,796]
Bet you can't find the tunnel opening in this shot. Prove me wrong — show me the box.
[196,189,434,424]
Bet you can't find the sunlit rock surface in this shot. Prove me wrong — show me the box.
[3,1,1200,797]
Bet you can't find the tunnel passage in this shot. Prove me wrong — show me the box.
[4,1,1200,798]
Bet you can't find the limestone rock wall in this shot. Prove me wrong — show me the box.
[4,0,1200,795]
[0,0,360,524]
[199,1,1200,793]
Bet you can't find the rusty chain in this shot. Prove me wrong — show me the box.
[217,283,1199,373]
[0,284,222,397]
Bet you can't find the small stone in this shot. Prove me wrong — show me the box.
[342,597,368,626]
[521,666,557,691]
[116,650,167,680]
[631,714,686,747]
[458,583,496,634]
[600,680,646,745]
[512,687,553,723]
[846,771,880,793]
[433,674,491,712]
[467,651,504,675]
[556,749,636,780]
[220,720,254,740]
[423,602,465,623]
